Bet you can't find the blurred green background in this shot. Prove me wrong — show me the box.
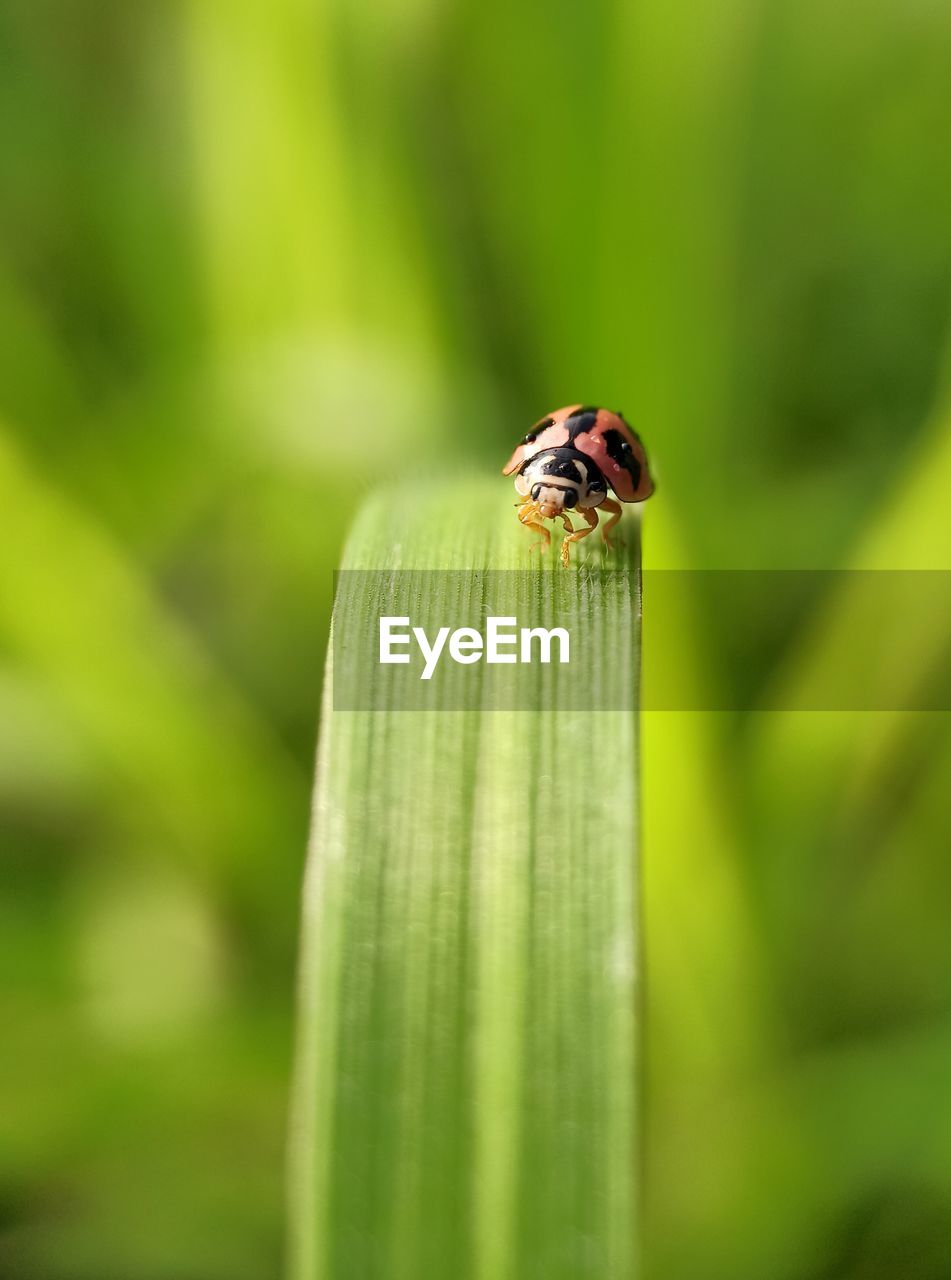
[2,0,951,1277]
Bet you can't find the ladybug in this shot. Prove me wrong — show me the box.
[503,405,654,565]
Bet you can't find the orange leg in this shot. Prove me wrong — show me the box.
[599,497,623,550]
[560,507,599,566]
[517,498,551,553]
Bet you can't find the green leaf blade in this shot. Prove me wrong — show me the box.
[290,481,642,1280]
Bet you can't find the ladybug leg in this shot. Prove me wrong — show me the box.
[517,499,551,554]
[560,507,599,567]
[599,497,623,551]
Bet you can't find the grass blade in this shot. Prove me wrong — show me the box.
[289,478,642,1280]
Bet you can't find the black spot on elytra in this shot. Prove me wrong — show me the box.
[566,407,599,443]
[522,415,554,445]
[602,428,642,488]
[614,410,644,444]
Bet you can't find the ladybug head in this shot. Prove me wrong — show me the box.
[514,448,607,518]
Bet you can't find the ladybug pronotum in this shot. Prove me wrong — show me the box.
[503,404,654,566]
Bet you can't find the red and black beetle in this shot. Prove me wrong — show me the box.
[503,405,654,565]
